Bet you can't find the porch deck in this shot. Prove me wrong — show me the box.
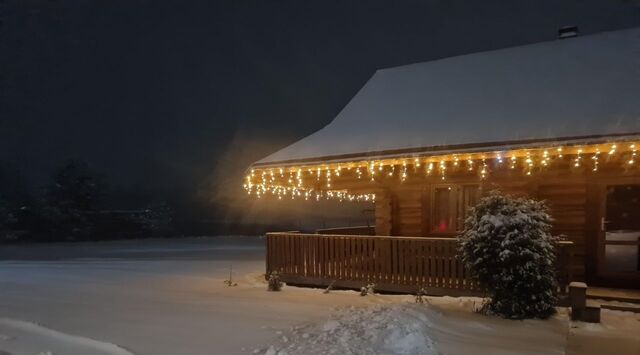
[266,231,574,297]
[588,287,640,304]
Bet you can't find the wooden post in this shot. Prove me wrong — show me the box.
[569,281,600,323]
[569,281,587,321]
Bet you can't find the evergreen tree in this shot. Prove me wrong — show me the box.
[0,196,17,241]
[458,191,558,319]
[43,160,106,241]
[137,200,173,237]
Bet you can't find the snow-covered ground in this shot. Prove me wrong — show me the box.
[0,237,638,355]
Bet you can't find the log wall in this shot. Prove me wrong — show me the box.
[372,168,640,282]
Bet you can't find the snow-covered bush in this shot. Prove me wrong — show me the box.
[267,271,283,291]
[360,283,375,296]
[415,287,428,304]
[0,197,17,241]
[458,191,558,319]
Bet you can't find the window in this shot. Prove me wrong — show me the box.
[459,185,481,227]
[430,184,480,233]
[432,186,456,232]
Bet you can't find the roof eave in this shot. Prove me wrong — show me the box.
[251,132,640,169]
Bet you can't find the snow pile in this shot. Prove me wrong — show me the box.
[257,304,437,355]
[0,318,134,355]
[254,295,573,355]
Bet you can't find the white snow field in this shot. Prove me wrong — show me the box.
[0,237,638,355]
[0,318,134,355]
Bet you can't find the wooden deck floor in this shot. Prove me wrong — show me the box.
[587,287,640,304]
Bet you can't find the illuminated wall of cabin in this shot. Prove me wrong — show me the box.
[372,168,640,283]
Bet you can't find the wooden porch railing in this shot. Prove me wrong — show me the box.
[266,232,574,297]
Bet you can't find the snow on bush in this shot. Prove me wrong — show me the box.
[457,191,558,319]
[268,271,283,291]
[360,283,375,296]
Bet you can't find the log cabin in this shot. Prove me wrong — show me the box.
[245,27,640,294]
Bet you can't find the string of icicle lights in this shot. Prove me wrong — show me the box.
[243,141,638,202]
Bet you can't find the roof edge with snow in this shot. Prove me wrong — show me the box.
[253,27,640,169]
[252,132,640,168]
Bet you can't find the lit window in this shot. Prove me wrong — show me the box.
[430,184,480,233]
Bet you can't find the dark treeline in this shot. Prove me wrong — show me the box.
[0,160,173,243]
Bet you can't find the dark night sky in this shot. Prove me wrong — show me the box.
[1,1,639,229]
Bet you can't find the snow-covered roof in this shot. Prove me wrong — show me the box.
[256,27,640,167]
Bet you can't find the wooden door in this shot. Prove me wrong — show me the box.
[595,183,640,288]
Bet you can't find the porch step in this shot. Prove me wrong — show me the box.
[571,302,601,323]
[600,304,640,314]
[582,301,601,323]
[569,282,601,323]
[586,288,640,305]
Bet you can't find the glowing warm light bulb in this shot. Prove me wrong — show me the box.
[244,140,639,203]
[427,162,434,175]
[541,150,550,167]
[524,152,534,176]
[439,160,446,180]
[480,159,488,179]
[574,149,583,167]
[592,149,600,171]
